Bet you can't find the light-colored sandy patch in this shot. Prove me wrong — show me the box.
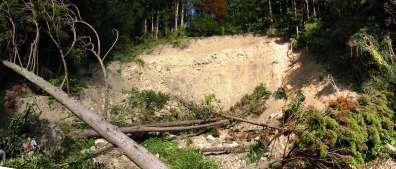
[117,34,289,110]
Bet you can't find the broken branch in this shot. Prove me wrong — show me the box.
[72,120,229,139]
[218,114,282,130]
[201,146,247,155]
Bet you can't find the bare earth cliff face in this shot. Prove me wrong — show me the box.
[115,34,289,109]
[101,34,356,123]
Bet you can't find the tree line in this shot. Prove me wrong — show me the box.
[2,0,395,85]
[69,0,395,86]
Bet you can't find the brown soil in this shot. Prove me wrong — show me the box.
[108,34,289,110]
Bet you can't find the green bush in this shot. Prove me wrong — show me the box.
[285,90,396,168]
[232,83,271,116]
[247,140,267,164]
[187,13,222,37]
[0,104,49,158]
[142,138,218,169]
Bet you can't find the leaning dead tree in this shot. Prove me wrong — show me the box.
[0,1,167,168]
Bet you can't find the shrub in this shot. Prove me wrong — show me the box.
[142,138,218,169]
[232,83,271,116]
[328,96,356,110]
[4,84,25,110]
[187,13,222,37]
[247,140,267,164]
[0,104,48,158]
[283,90,396,168]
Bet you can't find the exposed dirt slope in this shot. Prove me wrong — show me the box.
[259,52,358,123]
[109,34,289,110]
[100,34,357,124]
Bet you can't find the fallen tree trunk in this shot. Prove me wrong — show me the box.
[72,120,229,138]
[201,146,247,155]
[219,114,282,130]
[3,60,168,169]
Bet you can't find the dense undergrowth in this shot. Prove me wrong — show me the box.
[142,138,218,169]
[3,79,396,168]
[229,83,272,117]
[0,86,221,168]
[281,91,396,168]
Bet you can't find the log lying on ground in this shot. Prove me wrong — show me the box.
[72,114,284,139]
[3,61,168,169]
[201,146,247,155]
[219,114,282,130]
[143,118,223,127]
[72,120,229,138]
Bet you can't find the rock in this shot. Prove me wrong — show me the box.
[178,140,186,148]
[207,135,215,140]
[207,139,217,146]
[95,139,108,148]
[228,141,239,147]
[206,135,217,146]
[168,134,177,139]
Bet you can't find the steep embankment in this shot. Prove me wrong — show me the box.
[113,34,289,109]
[89,34,356,123]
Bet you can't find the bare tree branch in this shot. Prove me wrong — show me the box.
[218,114,282,130]
[72,120,229,139]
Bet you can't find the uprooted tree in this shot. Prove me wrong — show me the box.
[0,1,167,168]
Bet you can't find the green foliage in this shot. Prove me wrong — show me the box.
[49,75,86,96]
[0,104,49,158]
[183,100,218,120]
[247,140,267,164]
[348,27,395,81]
[0,153,105,169]
[125,87,169,124]
[142,138,218,169]
[282,90,305,123]
[0,154,52,169]
[111,87,220,126]
[300,20,334,56]
[78,138,96,149]
[112,36,192,64]
[109,87,171,125]
[139,90,170,110]
[285,90,396,168]
[0,102,104,168]
[232,83,271,116]
[187,13,222,37]
[273,87,288,101]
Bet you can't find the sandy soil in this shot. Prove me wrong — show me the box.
[106,34,289,111]
[259,52,359,123]
[102,34,356,124]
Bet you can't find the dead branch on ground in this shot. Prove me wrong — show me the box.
[201,146,247,155]
[72,120,229,139]
[218,114,282,130]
